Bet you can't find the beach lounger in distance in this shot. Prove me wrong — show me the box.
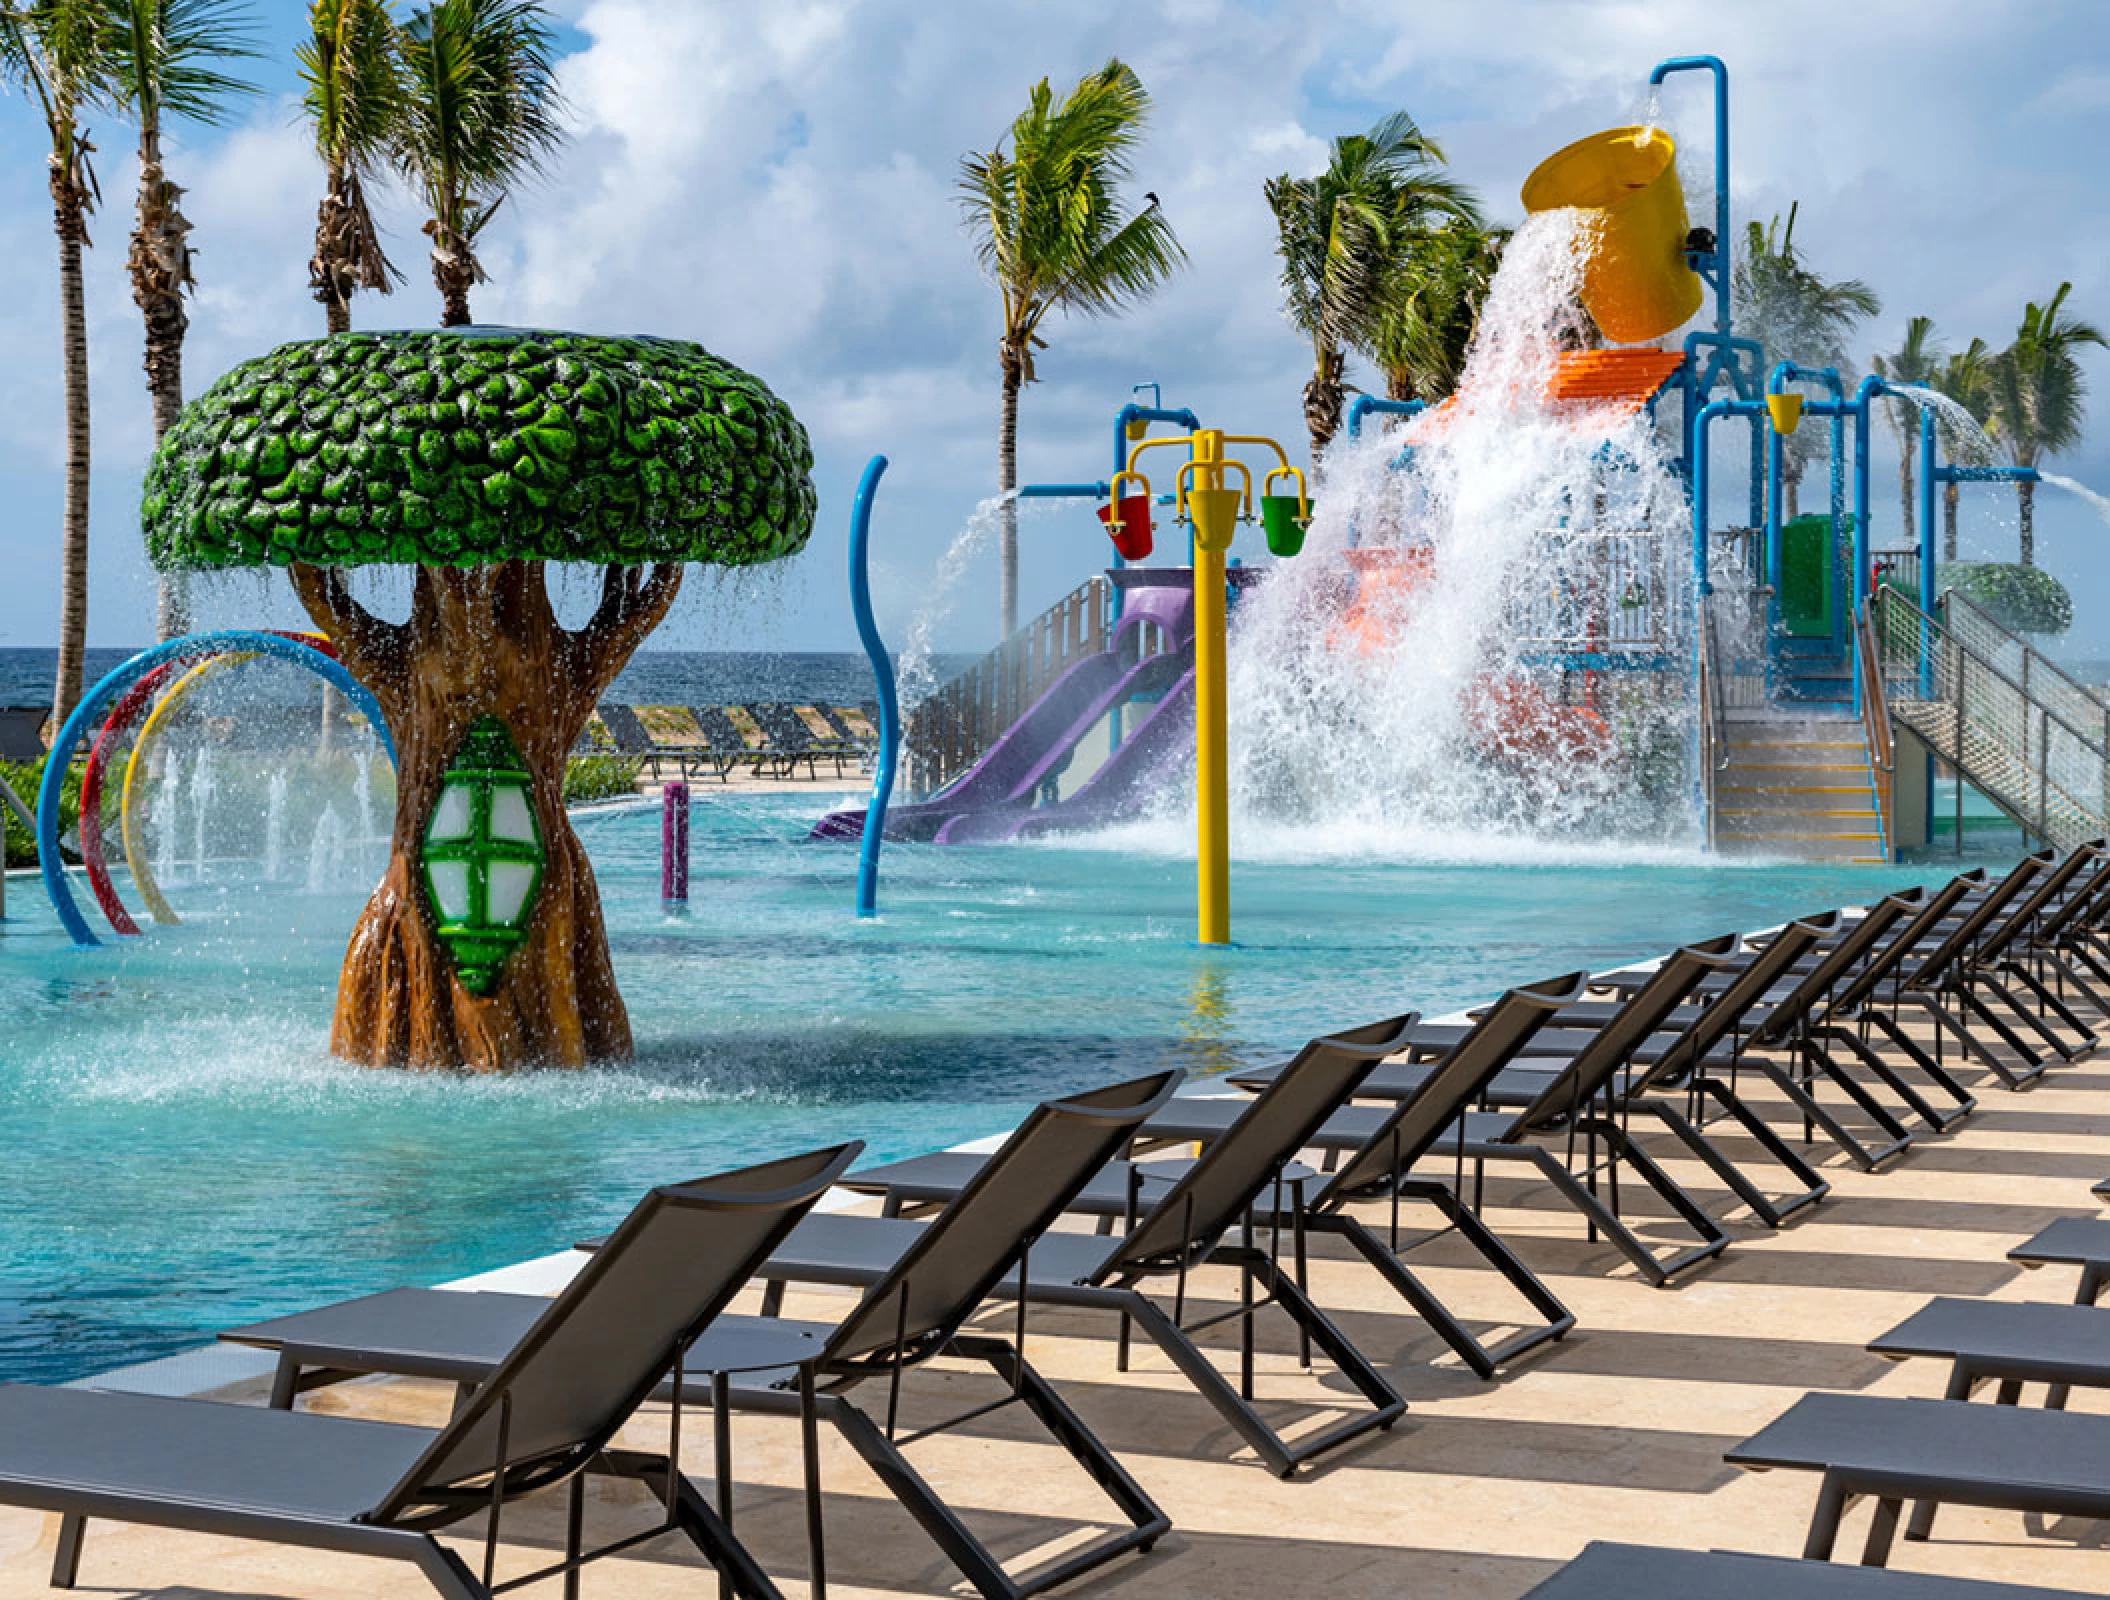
[0,1142,859,1600]
[1524,1539,2099,1599]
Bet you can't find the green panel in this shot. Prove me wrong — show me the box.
[1779,514,1836,639]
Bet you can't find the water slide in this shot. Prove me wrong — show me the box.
[811,643,1187,842]
[938,663,1194,844]
[814,569,1198,846]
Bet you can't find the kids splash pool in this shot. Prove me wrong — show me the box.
[0,788,1981,1384]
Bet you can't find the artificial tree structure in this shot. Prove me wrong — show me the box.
[142,328,814,1070]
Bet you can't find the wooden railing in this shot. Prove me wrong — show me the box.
[905,577,1112,798]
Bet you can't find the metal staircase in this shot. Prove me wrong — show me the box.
[1871,586,2110,851]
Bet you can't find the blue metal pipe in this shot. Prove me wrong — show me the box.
[1693,398,1765,597]
[847,454,899,920]
[1933,464,2040,484]
[1919,407,1939,616]
[1015,481,1113,499]
[38,631,392,949]
[1346,395,1424,439]
[1649,55,1731,339]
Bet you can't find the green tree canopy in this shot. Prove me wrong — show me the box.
[143,328,814,570]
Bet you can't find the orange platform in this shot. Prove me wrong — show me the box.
[1406,346,1685,440]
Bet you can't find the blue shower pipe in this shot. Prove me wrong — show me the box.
[1649,55,1731,341]
[847,454,900,919]
[1765,364,1849,618]
[38,630,392,949]
[1345,396,1424,439]
[1916,405,2039,614]
[1692,398,1766,598]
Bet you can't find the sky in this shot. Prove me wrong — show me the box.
[1,0,2107,666]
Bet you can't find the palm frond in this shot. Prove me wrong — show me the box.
[107,0,260,129]
[298,0,399,170]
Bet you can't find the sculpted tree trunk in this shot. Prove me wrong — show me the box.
[292,558,680,1069]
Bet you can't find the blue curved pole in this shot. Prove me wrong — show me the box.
[39,630,394,949]
[848,455,899,919]
[1649,55,1730,340]
[1345,395,1424,440]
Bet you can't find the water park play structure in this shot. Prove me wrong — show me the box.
[827,50,2110,952]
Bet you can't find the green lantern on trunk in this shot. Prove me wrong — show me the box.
[420,715,545,994]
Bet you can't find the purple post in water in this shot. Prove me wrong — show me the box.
[661,781,689,902]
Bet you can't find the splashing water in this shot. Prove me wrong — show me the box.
[1888,385,1999,466]
[2041,472,2110,528]
[305,803,349,894]
[896,495,1045,711]
[1218,210,1695,853]
[1633,85,1663,144]
[353,741,377,846]
[262,768,288,882]
[186,745,218,884]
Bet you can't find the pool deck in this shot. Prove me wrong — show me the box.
[7,1013,2110,1597]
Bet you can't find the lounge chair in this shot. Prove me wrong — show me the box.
[1241,918,1847,1221]
[0,1143,859,1600]
[854,994,1583,1379]
[1523,1540,2098,1598]
[594,700,690,783]
[690,705,760,779]
[1728,1391,2110,1568]
[809,704,872,774]
[227,1072,1185,1600]
[743,703,822,781]
[1204,936,1744,1285]
[764,1029,1415,1477]
[2009,1215,2110,1306]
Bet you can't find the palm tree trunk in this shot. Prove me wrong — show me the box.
[1943,481,1960,563]
[1304,345,1344,461]
[997,340,1023,641]
[51,178,92,731]
[133,129,194,640]
[1898,429,1916,545]
[2018,477,2035,568]
[1385,367,1416,404]
[1781,470,1800,524]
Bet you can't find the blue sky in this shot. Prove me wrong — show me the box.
[1,0,2107,663]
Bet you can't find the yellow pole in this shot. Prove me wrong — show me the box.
[1188,430,1231,946]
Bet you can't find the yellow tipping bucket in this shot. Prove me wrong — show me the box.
[1766,392,1805,435]
[1186,487,1243,554]
[1521,126,1704,344]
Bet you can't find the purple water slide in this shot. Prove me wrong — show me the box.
[810,572,1197,844]
[935,661,1194,844]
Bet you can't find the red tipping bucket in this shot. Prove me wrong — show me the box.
[1097,494,1154,560]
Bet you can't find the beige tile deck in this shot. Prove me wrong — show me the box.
[8,1035,2110,1598]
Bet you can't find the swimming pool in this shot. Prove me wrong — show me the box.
[0,791,1996,1382]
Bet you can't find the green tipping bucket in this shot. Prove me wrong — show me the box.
[1260,494,1307,558]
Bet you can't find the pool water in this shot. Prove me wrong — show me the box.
[0,791,1999,1382]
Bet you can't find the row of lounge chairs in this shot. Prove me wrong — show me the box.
[5,843,2110,1597]
[594,701,874,784]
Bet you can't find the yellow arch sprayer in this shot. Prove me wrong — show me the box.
[1107,428,1308,946]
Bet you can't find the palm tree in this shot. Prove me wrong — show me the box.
[1266,112,1477,458]
[108,0,258,640]
[957,60,1183,640]
[1927,337,1992,563]
[392,0,564,327]
[1358,218,1505,404]
[1732,203,1881,520]
[299,0,401,335]
[1986,282,2106,567]
[1871,315,1945,543]
[0,1,117,727]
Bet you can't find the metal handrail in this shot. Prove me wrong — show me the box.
[1941,591,2110,713]
[1698,597,1730,851]
[1854,598,1894,859]
[1879,588,2107,757]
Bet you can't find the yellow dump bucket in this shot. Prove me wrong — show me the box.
[1521,127,1704,344]
[1186,487,1243,554]
[1766,392,1805,435]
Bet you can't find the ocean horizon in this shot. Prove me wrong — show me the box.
[0,647,972,713]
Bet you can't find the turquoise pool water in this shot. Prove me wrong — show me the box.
[0,791,1998,1382]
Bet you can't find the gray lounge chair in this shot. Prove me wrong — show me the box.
[0,1143,859,1600]
[1239,917,1846,1220]
[1728,1391,2110,1567]
[809,704,871,774]
[2009,1215,2110,1305]
[227,1072,1185,1600]
[1524,1540,2098,1598]
[1186,936,1745,1286]
[690,705,760,779]
[850,998,1580,1380]
[744,703,821,780]
[763,1029,1414,1478]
